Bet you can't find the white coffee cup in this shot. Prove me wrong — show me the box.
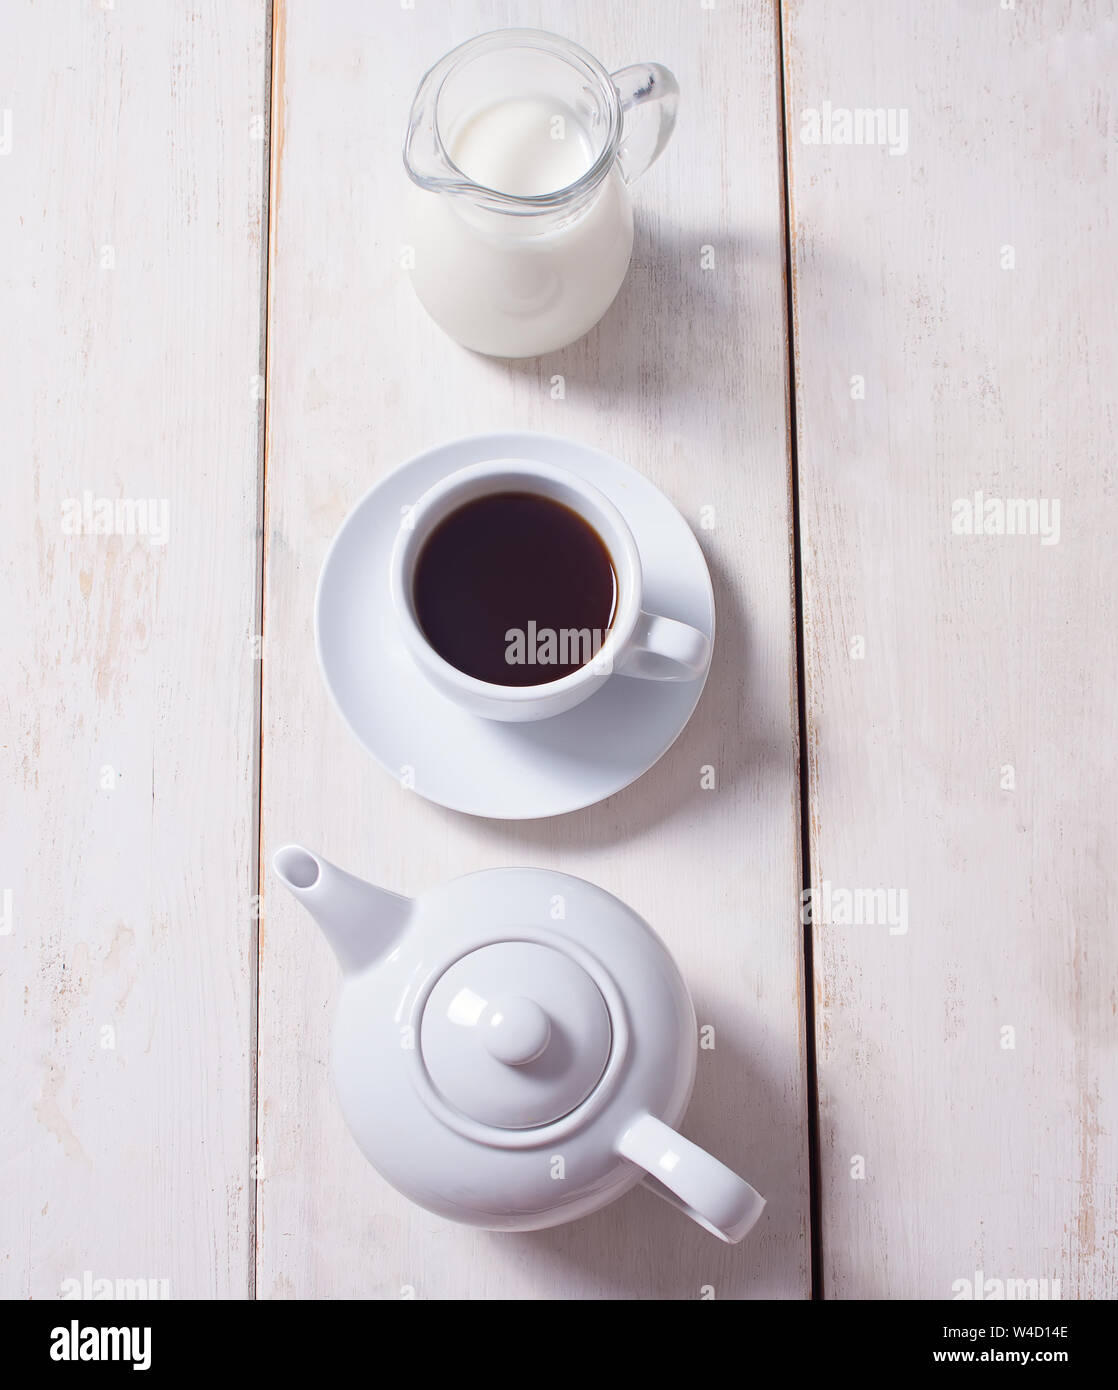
[389,459,711,723]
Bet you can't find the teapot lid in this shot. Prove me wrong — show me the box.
[419,941,611,1130]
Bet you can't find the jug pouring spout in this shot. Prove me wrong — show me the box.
[272,845,412,976]
[402,60,467,196]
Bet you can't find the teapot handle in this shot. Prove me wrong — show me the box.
[617,1113,765,1243]
[611,64,680,186]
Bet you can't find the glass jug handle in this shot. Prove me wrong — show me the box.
[610,63,680,186]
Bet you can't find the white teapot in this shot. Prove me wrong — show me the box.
[273,845,764,1242]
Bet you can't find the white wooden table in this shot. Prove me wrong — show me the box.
[1,0,1114,1300]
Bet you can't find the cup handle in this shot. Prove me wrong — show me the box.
[614,611,709,681]
[617,1113,765,1244]
[610,63,680,185]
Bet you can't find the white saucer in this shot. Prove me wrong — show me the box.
[315,432,715,819]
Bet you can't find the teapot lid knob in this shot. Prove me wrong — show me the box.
[419,942,612,1130]
[483,995,551,1066]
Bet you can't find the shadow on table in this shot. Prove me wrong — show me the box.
[492,1008,810,1299]
[458,216,794,850]
[488,219,783,424]
[464,217,815,1295]
[459,544,788,853]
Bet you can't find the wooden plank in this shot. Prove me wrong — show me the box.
[259,0,808,1298]
[783,0,1118,1298]
[0,1,269,1298]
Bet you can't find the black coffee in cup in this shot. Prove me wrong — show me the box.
[412,492,617,686]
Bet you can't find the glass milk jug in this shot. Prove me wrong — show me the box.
[403,29,679,358]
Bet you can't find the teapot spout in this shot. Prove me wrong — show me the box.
[272,845,412,976]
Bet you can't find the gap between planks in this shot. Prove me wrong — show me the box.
[250,0,282,1304]
[775,0,824,1303]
